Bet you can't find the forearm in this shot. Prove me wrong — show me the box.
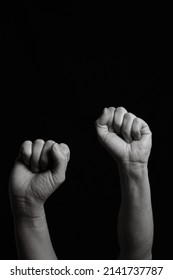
[117,163,154,259]
[11,203,57,260]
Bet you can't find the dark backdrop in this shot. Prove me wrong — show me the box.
[1,2,172,259]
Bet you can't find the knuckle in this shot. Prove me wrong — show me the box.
[124,112,133,120]
[134,117,141,124]
[34,139,45,145]
[60,143,70,155]
[103,107,108,114]
[22,140,32,145]
[21,140,32,149]
[46,140,55,145]
[116,106,127,113]
[108,107,116,116]
[21,140,31,154]
[127,112,133,118]
[108,106,116,111]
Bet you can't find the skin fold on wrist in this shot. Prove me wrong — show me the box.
[117,160,148,172]
[10,197,45,220]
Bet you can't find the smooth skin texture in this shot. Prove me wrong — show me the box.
[95,106,153,259]
[9,139,70,259]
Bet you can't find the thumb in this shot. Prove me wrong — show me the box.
[95,108,110,139]
[95,107,110,127]
[50,143,70,182]
[95,107,115,139]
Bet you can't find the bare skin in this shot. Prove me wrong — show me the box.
[95,106,153,259]
[9,139,70,259]
[9,106,153,260]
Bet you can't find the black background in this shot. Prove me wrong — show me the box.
[1,2,172,259]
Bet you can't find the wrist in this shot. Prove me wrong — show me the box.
[117,161,151,202]
[10,197,45,220]
[117,161,149,178]
[13,213,47,229]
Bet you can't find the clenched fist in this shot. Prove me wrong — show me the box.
[95,107,152,166]
[9,139,70,213]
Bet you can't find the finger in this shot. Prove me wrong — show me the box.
[132,117,151,140]
[121,112,136,143]
[131,117,142,140]
[59,143,70,162]
[19,140,32,166]
[95,107,110,127]
[140,119,151,136]
[51,143,70,169]
[107,107,116,132]
[51,143,70,184]
[95,107,115,136]
[39,140,55,171]
[113,106,127,135]
[30,139,45,172]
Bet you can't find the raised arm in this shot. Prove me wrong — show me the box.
[95,107,153,259]
[9,139,70,259]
